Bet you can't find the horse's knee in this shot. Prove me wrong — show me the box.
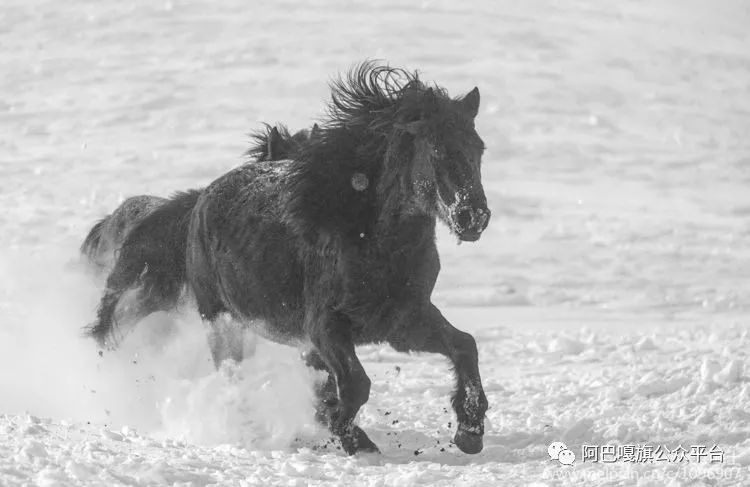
[339,371,371,409]
[356,373,371,406]
[454,330,478,361]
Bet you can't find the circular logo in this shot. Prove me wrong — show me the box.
[351,172,369,191]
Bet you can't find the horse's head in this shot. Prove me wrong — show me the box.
[299,63,491,244]
[400,86,490,242]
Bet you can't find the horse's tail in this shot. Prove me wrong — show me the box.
[85,189,202,347]
[80,217,108,263]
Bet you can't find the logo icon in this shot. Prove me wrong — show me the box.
[548,442,575,465]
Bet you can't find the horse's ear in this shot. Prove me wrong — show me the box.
[267,126,282,159]
[422,87,439,115]
[461,87,480,118]
[310,123,321,139]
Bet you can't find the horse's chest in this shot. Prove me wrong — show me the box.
[352,262,405,298]
[344,245,435,303]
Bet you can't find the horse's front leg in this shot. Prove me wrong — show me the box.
[309,311,379,455]
[301,350,339,425]
[388,303,488,454]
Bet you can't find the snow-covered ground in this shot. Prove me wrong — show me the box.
[1,0,750,485]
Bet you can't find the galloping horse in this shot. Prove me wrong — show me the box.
[86,62,490,455]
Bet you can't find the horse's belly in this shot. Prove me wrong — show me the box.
[241,316,308,347]
[213,220,306,339]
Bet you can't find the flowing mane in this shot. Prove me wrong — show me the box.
[285,62,450,247]
[326,62,427,133]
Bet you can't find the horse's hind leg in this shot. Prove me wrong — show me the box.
[91,280,181,350]
[185,213,243,369]
[88,253,182,349]
[87,244,145,348]
[205,314,244,368]
[190,280,240,368]
[386,303,488,454]
[113,285,178,344]
[308,312,378,455]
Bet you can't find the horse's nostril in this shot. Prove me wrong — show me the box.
[456,207,473,230]
[477,208,490,230]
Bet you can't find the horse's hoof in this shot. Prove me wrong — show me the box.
[340,426,380,455]
[453,426,483,454]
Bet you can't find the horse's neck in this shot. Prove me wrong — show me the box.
[372,210,436,253]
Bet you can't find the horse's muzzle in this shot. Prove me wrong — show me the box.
[454,205,490,242]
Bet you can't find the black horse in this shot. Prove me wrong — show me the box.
[80,124,314,274]
[87,62,490,455]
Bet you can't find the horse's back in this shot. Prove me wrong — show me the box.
[185,161,306,341]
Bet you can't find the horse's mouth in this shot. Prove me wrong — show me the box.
[457,230,483,242]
